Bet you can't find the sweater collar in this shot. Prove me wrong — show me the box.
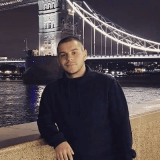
[62,64,93,84]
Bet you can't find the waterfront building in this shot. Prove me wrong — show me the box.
[0,57,7,61]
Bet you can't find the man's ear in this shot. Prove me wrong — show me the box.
[83,49,87,61]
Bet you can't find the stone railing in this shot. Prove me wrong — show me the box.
[0,104,160,160]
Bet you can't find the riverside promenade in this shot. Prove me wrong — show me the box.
[0,99,160,160]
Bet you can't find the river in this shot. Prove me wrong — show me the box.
[0,79,160,127]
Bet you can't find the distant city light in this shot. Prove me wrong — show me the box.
[111,71,115,75]
[142,68,146,72]
[5,70,12,74]
[0,57,7,60]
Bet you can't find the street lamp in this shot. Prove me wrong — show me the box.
[68,9,75,35]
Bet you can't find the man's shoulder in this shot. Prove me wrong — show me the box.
[44,79,59,92]
[47,79,58,86]
[45,77,66,89]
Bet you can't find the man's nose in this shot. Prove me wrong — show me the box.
[67,55,73,61]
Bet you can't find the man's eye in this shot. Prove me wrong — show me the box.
[72,52,76,54]
[60,54,66,57]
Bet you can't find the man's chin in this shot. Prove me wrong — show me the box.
[64,67,77,73]
[64,69,78,76]
[66,70,76,75]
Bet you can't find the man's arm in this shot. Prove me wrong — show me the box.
[37,85,66,148]
[37,85,74,160]
[108,79,136,159]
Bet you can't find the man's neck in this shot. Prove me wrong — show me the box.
[65,65,86,79]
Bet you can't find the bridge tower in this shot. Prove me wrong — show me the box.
[38,0,82,56]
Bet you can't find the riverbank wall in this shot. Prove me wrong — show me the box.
[116,75,160,85]
[0,100,160,160]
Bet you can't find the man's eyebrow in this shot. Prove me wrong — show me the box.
[58,48,79,55]
[71,48,78,51]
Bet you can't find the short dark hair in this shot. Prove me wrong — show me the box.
[57,36,84,52]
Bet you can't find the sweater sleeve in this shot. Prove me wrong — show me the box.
[37,84,67,148]
[108,79,136,159]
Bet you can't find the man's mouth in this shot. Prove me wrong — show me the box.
[66,63,76,66]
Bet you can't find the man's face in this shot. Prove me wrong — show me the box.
[57,40,87,78]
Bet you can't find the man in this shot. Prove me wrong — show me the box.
[37,36,136,160]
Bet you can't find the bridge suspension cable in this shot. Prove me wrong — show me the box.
[0,0,37,11]
[66,0,160,53]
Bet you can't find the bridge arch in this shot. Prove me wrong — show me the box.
[44,4,47,10]
[48,3,52,9]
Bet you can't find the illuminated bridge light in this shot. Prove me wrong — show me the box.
[0,0,23,6]
[66,0,160,54]
[1,0,160,58]
[0,0,37,10]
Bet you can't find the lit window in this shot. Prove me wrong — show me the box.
[48,22,52,28]
[48,3,52,9]
[44,4,47,10]
[48,40,51,44]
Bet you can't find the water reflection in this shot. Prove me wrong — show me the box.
[0,81,45,127]
[0,81,160,127]
[25,85,44,122]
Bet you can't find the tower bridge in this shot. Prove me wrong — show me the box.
[1,0,160,83]
[1,0,160,58]
[37,0,160,58]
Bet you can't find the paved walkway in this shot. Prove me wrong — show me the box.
[0,99,160,149]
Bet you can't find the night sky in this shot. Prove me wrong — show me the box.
[0,0,160,58]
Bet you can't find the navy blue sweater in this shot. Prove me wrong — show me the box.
[37,65,136,160]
